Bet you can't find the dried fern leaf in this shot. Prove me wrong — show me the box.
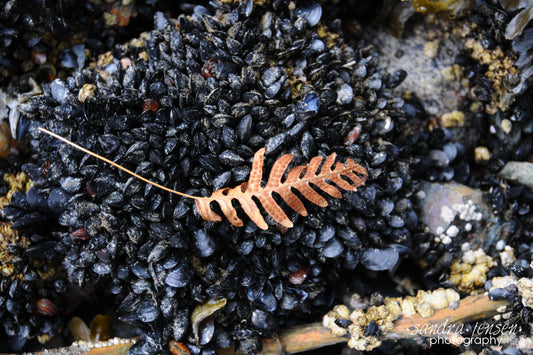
[195,148,368,230]
[39,128,367,231]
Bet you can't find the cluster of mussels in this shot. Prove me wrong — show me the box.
[399,2,533,342]
[0,0,426,353]
[345,0,533,289]
[0,166,66,351]
[0,0,180,85]
[473,3,533,317]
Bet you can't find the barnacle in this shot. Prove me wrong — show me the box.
[78,84,97,103]
[324,288,461,350]
[0,171,32,208]
[323,305,351,337]
[465,38,518,111]
[0,222,29,277]
[438,110,466,128]
[449,249,495,293]
[0,171,33,276]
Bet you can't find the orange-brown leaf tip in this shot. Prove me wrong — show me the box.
[258,222,269,230]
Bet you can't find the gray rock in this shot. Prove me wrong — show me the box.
[417,182,487,237]
[499,161,533,191]
[416,181,514,250]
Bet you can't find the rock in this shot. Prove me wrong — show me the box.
[417,182,487,235]
[499,161,533,191]
[416,182,514,250]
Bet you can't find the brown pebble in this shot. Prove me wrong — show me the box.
[35,298,58,315]
[32,51,47,65]
[289,268,308,285]
[201,58,218,79]
[40,160,51,176]
[344,124,362,146]
[70,228,90,240]
[142,99,160,113]
[169,341,191,355]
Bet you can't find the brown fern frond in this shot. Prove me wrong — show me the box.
[195,148,368,230]
[39,128,367,230]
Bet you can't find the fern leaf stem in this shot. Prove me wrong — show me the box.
[38,127,204,200]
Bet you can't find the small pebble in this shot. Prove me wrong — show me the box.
[474,146,491,164]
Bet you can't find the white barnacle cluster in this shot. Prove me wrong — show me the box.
[413,288,460,317]
[435,199,483,245]
[453,200,484,222]
[322,304,351,337]
[323,288,461,351]
[500,245,516,267]
[517,278,533,308]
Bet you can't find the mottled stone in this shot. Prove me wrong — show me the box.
[499,162,533,191]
